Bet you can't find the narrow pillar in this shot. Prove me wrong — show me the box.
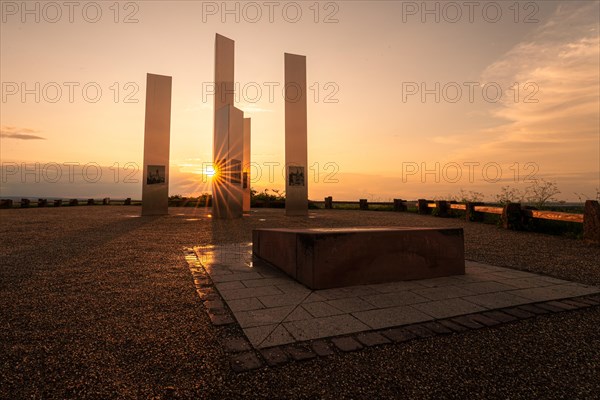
[359,199,368,210]
[212,104,244,219]
[284,53,308,216]
[583,200,600,245]
[502,203,523,230]
[243,118,251,212]
[141,73,172,216]
[393,199,407,212]
[435,200,449,217]
[465,202,484,221]
[212,34,240,218]
[324,196,333,209]
[214,34,235,120]
[417,199,430,214]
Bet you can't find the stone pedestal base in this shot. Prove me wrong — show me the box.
[252,227,465,289]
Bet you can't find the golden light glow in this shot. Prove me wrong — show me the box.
[205,165,218,178]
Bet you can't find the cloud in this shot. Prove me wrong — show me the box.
[450,1,599,177]
[1,126,45,140]
[480,2,599,135]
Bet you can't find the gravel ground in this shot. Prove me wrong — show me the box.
[1,207,599,399]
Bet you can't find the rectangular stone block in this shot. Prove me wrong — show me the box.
[252,227,465,289]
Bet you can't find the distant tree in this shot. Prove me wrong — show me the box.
[251,188,285,201]
[197,192,211,201]
[456,189,485,203]
[433,194,455,201]
[525,179,560,208]
[574,192,587,203]
[574,188,600,203]
[270,189,285,200]
[435,189,485,203]
[495,186,525,205]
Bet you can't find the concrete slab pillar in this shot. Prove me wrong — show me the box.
[284,53,308,216]
[141,73,172,216]
[243,118,251,212]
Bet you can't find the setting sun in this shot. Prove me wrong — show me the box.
[205,164,217,178]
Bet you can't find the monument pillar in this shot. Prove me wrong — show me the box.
[213,104,244,219]
[212,33,243,218]
[142,73,172,216]
[284,53,308,216]
[214,34,235,123]
[243,118,251,212]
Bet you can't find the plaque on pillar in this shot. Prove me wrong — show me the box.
[284,53,308,216]
[141,73,172,216]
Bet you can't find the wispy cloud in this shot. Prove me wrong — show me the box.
[451,1,599,177]
[481,2,599,141]
[1,126,46,140]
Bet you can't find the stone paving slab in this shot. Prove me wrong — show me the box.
[352,305,433,329]
[463,292,533,309]
[411,298,487,319]
[189,244,600,357]
[283,314,370,341]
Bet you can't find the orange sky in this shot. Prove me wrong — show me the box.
[1,1,598,201]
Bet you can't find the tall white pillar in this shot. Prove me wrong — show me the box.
[243,118,251,212]
[212,33,242,218]
[213,104,244,219]
[284,53,308,216]
[142,73,172,216]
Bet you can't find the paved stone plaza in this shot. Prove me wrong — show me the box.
[191,243,600,351]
